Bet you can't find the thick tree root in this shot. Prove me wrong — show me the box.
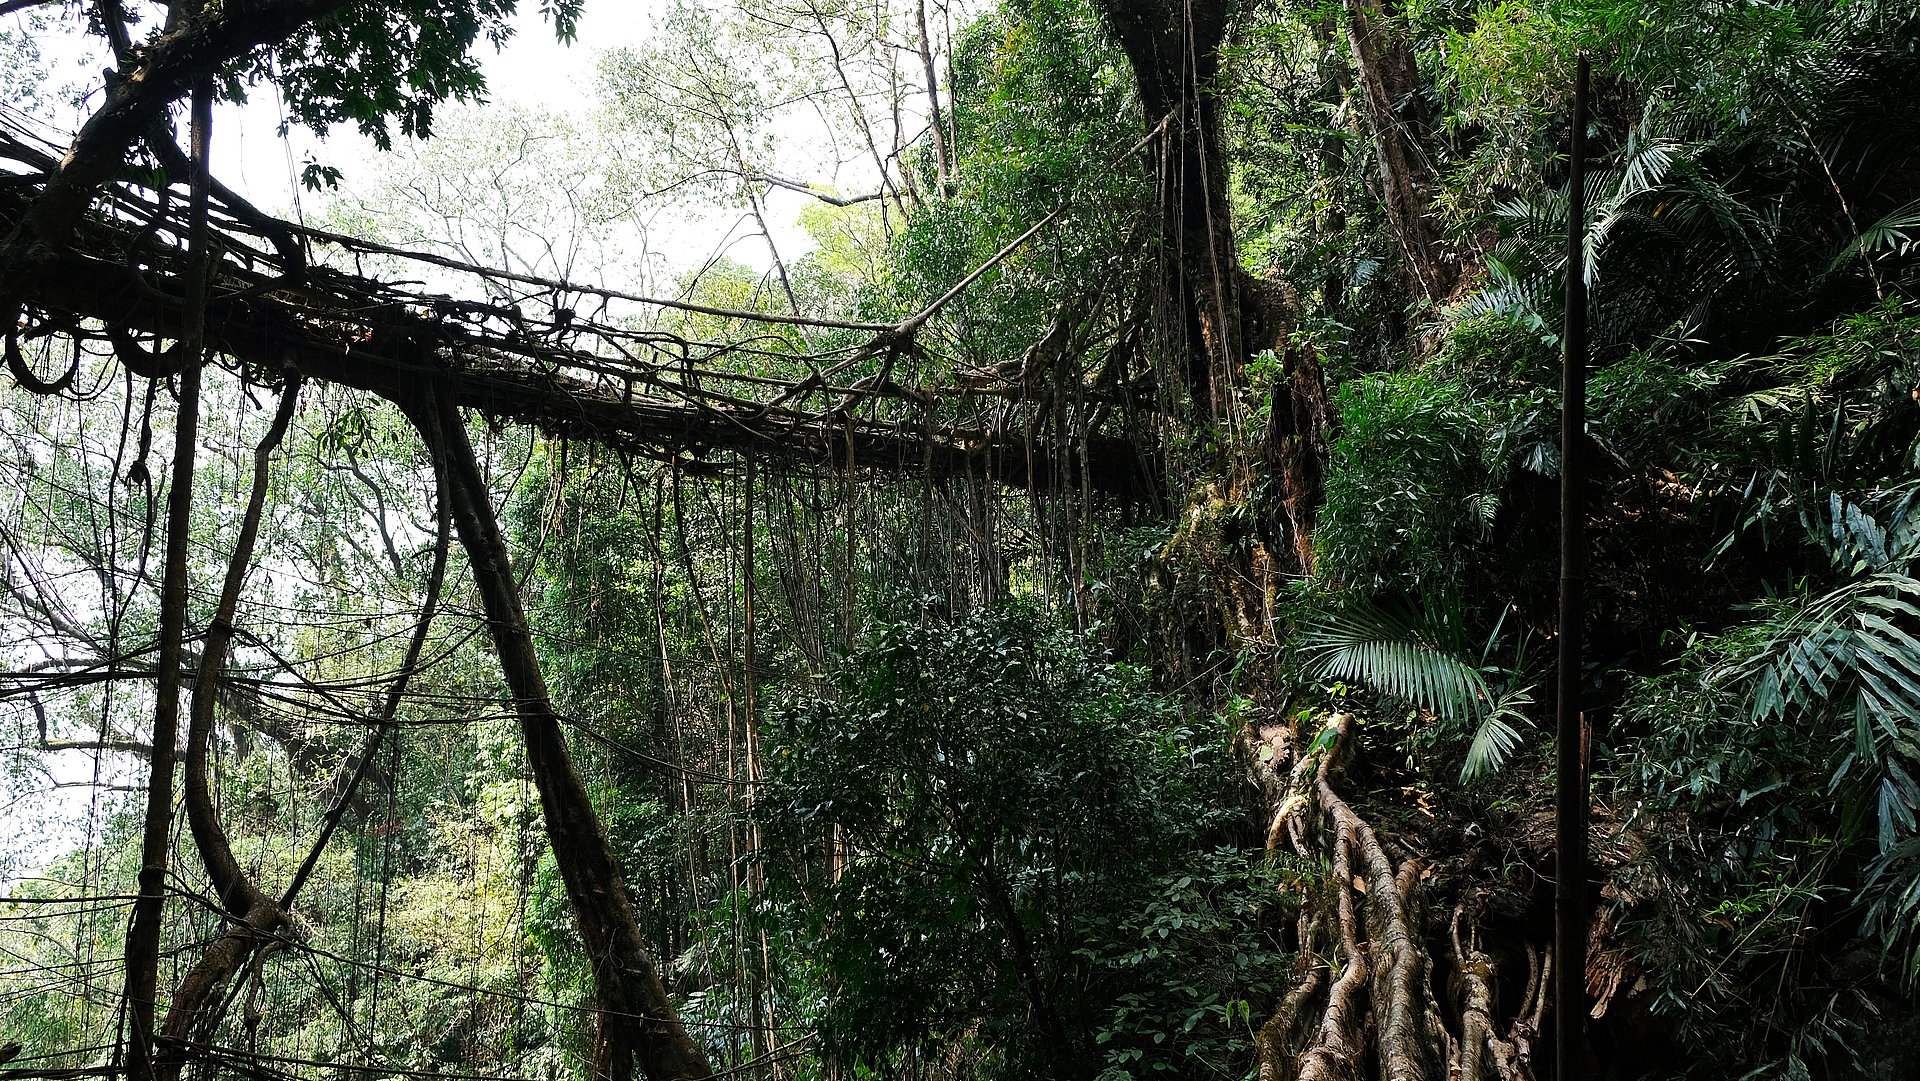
[1248,712,1544,1081]
[1453,907,1546,1081]
[412,389,713,1081]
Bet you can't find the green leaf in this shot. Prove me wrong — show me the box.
[1297,597,1490,723]
[1461,685,1536,783]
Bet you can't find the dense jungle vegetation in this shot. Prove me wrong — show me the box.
[1,0,1918,1079]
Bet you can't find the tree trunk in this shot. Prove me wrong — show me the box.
[1263,321,1331,574]
[408,388,714,1081]
[1344,0,1455,303]
[120,80,216,1081]
[1095,0,1331,569]
[1095,0,1246,423]
[915,0,952,194]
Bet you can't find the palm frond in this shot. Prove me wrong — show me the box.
[1862,835,1920,989]
[1297,597,1489,722]
[1722,562,1920,852]
[1824,197,1920,278]
[1462,683,1536,783]
[1615,132,1680,202]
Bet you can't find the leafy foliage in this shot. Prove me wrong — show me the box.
[760,604,1278,1080]
[1297,596,1490,722]
[1314,372,1491,594]
[1722,486,1920,851]
[11,0,1920,1076]
[1297,595,1535,782]
[267,0,582,149]
[1434,0,1920,355]
[885,0,1148,368]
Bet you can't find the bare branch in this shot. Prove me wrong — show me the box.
[744,171,885,206]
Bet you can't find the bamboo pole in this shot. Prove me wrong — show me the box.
[1555,53,1591,1081]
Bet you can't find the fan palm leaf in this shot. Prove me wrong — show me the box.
[1299,598,1541,782]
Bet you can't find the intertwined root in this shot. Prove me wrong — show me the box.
[1247,713,1543,1081]
[1455,918,1547,1081]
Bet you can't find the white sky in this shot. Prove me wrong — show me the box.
[219,3,817,278]
[210,5,646,210]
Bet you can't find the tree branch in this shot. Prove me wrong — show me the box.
[0,0,350,300]
[744,171,884,207]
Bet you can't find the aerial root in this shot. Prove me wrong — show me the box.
[1454,921,1548,1081]
[1251,712,1438,1081]
[1291,824,1370,1081]
[1251,711,1567,1081]
[1257,922,1326,1081]
[1455,908,1497,1081]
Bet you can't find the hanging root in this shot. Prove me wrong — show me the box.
[1452,905,1545,1081]
[1252,711,1571,1081]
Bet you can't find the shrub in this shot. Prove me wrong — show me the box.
[759,604,1280,1080]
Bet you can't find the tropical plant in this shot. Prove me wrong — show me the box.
[1314,372,1489,594]
[758,603,1275,1080]
[1464,109,1774,357]
[1718,485,1920,850]
[1296,595,1535,782]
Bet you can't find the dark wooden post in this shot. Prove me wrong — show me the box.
[1555,53,1591,1081]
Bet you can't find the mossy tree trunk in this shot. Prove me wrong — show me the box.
[1094,0,1331,571]
[1343,0,1456,304]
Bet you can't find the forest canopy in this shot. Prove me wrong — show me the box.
[1,0,1918,1080]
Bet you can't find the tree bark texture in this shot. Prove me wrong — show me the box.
[1244,713,1548,1081]
[1343,0,1456,303]
[408,388,714,1081]
[1252,713,1445,1081]
[1095,0,1330,565]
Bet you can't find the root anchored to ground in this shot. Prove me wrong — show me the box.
[1248,712,1547,1081]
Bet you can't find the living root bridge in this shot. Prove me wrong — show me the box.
[0,108,1158,1081]
[1249,713,1543,1081]
[0,177,1157,504]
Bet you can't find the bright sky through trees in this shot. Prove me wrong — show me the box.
[6,1,820,282]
